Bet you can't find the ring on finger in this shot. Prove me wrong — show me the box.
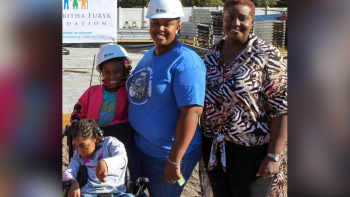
[269,174,275,178]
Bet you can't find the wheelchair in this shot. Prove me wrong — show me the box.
[62,123,149,197]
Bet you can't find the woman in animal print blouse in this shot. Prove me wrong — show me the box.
[200,0,287,196]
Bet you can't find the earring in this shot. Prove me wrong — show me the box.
[176,30,178,36]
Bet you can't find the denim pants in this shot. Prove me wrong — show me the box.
[128,139,202,197]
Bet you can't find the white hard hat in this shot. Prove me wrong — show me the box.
[146,0,184,19]
[96,44,132,73]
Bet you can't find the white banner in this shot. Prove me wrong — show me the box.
[62,0,116,43]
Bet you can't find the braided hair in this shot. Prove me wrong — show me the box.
[72,119,104,149]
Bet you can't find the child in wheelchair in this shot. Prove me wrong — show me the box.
[63,119,134,197]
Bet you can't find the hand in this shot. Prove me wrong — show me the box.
[164,161,182,184]
[256,156,280,179]
[96,159,108,182]
[68,180,80,197]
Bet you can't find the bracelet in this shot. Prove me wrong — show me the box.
[167,158,180,169]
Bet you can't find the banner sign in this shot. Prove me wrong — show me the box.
[62,0,117,43]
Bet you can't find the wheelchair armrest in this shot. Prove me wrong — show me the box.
[62,181,71,191]
[62,181,71,197]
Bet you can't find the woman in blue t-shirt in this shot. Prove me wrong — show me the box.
[126,0,206,197]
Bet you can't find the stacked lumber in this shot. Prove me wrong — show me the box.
[210,10,224,44]
[179,22,198,41]
[197,23,213,48]
[181,9,224,48]
[272,21,286,47]
[182,9,286,48]
[252,20,274,44]
[189,9,212,24]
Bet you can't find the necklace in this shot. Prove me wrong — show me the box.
[222,41,244,68]
[154,39,178,56]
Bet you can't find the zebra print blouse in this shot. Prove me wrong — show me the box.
[201,33,287,148]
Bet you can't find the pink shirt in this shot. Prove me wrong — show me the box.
[70,83,129,125]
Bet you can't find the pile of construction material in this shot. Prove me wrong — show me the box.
[210,10,224,44]
[252,20,274,44]
[180,9,224,48]
[197,23,212,48]
[180,9,287,49]
[179,22,198,40]
[117,29,150,40]
[252,19,287,47]
[188,9,212,23]
[272,21,286,47]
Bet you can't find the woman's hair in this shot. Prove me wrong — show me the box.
[223,0,256,18]
[98,57,132,79]
[72,119,104,140]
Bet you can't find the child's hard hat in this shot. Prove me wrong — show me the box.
[96,44,132,73]
[146,0,184,19]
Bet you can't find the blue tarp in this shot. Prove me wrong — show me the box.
[255,14,283,21]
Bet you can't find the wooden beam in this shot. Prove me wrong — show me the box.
[63,114,71,129]
[63,70,90,74]
[178,39,199,45]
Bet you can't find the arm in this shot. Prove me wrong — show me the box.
[63,152,81,197]
[96,138,128,182]
[257,46,288,178]
[256,115,287,178]
[70,88,90,124]
[67,180,80,197]
[164,55,206,183]
[63,151,80,181]
[268,115,288,155]
[164,105,203,183]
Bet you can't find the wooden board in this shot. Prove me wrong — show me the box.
[63,114,71,129]
[178,39,199,45]
[63,70,90,74]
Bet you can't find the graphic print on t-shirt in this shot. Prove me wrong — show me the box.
[97,87,116,126]
[97,100,116,126]
[127,67,152,105]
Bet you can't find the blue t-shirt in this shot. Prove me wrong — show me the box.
[126,42,206,157]
[97,86,116,126]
